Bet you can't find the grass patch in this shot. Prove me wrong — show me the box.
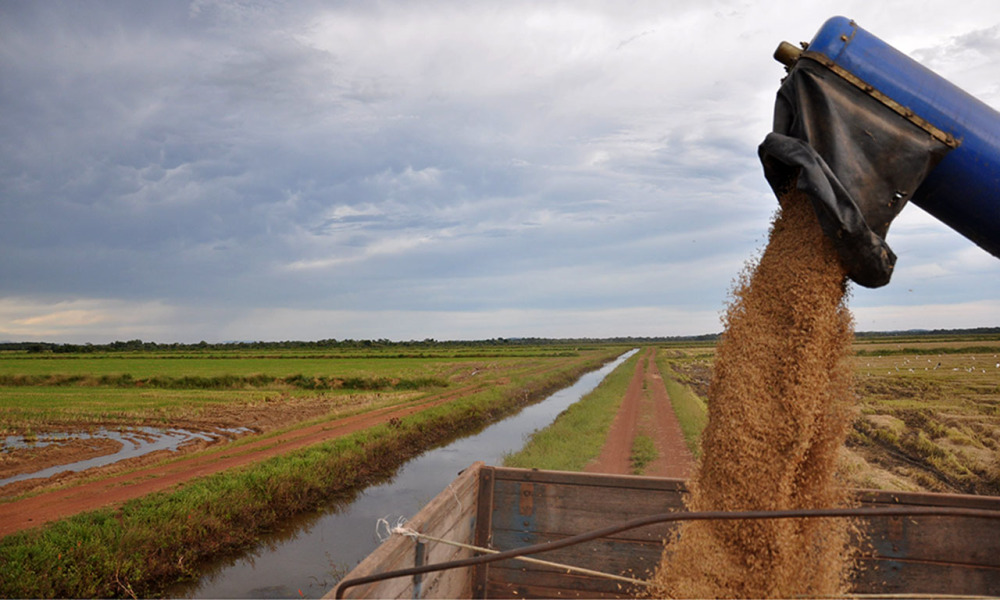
[503,350,640,471]
[629,434,657,475]
[0,372,447,390]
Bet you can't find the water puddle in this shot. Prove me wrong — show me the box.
[0,426,253,488]
[174,349,638,598]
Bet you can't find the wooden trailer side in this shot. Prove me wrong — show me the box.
[481,467,685,599]
[332,462,483,599]
[481,467,1000,599]
[853,488,1000,596]
[333,465,1000,599]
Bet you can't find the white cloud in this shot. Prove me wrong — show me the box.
[853,300,1000,332]
[0,298,188,342]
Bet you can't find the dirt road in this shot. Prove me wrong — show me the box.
[586,348,694,478]
[0,384,485,537]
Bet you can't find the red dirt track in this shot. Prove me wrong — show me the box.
[586,348,695,478]
[0,384,484,537]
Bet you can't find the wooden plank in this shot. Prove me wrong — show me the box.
[410,461,480,545]
[853,557,1000,597]
[487,530,662,581]
[859,487,1000,511]
[492,466,688,493]
[486,581,625,599]
[333,462,482,599]
[490,476,685,544]
[486,468,1000,598]
[369,463,481,599]
[417,516,475,599]
[338,466,1000,598]
[856,489,1000,568]
[486,468,674,598]
[486,567,637,599]
[493,468,1000,563]
[472,465,495,599]
[861,513,1000,567]
[407,462,480,600]
[489,561,650,597]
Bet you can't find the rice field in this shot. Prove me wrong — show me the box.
[656,334,1000,495]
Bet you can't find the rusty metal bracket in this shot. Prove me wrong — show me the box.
[800,50,960,149]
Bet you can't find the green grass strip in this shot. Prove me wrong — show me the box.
[629,433,658,475]
[503,350,641,472]
[0,372,447,390]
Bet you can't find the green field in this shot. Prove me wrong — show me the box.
[0,344,609,434]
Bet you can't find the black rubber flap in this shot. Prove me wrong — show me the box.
[759,58,953,288]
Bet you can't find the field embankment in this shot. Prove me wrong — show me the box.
[504,349,642,472]
[505,347,696,477]
[0,344,625,598]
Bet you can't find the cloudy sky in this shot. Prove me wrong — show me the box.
[2,1,999,343]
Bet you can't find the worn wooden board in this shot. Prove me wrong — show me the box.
[483,467,682,598]
[859,490,1000,567]
[332,462,482,599]
[490,468,686,543]
[487,566,643,599]
[853,488,1000,595]
[488,530,663,580]
[853,557,1000,597]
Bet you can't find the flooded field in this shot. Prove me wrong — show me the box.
[0,426,251,487]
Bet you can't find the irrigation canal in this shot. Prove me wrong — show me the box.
[172,348,638,599]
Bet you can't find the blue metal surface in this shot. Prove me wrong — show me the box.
[806,16,1000,258]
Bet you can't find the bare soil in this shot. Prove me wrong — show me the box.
[586,348,694,478]
[0,384,485,537]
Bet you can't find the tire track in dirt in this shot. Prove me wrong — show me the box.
[0,383,486,538]
[585,348,694,478]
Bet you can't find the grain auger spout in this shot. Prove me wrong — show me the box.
[759,16,1000,288]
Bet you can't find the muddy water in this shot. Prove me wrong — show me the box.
[172,349,638,599]
[0,427,252,488]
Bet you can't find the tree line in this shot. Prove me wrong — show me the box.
[3,327,997,354]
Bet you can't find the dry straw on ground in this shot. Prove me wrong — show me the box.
[649,190,859,598]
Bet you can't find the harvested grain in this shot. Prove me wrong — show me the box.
[648,190,858,598]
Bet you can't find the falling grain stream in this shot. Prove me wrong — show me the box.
[650,191,858,598]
